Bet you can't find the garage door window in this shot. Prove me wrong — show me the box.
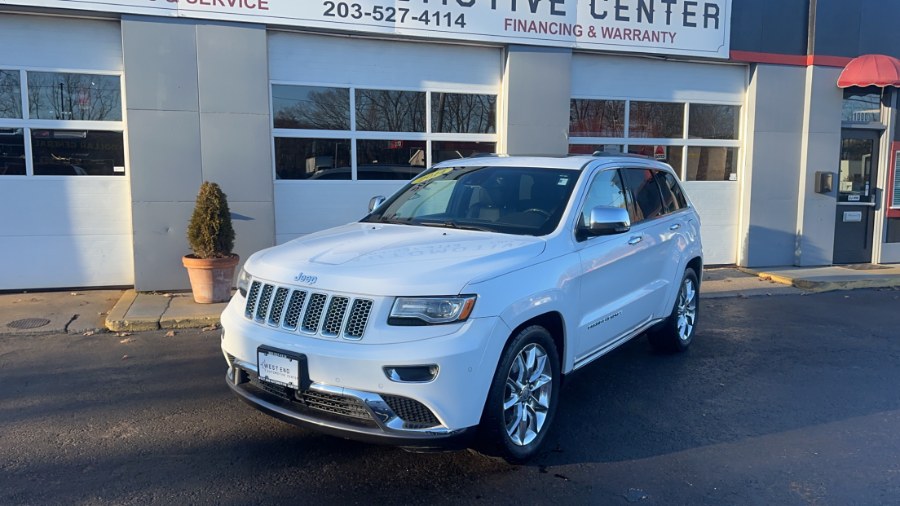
[570,98,741,182]
[432,93,496,134]
[273,84,497,181]
[0,69,125,177]
[272,85,350,130]
[0,70,22,119]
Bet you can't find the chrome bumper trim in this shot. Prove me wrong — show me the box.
[226,362,460,439]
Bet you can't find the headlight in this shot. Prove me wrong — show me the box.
[389,296,477,326]
[237,268,252,297]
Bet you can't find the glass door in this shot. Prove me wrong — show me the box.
[833,129,880,264]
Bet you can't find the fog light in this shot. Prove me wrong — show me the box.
[384,365,439,383]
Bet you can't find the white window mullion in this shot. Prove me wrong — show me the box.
[20,70,33,176]
[425,92,432,167]
[349,87,357,180]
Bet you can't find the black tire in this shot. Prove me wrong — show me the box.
[648,268,699,353]
[477,325,561,463]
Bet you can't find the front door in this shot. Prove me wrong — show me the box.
[833,129,880,264]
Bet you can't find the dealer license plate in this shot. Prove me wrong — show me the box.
[257,348,300,389]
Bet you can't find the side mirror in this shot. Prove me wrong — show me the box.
[582,206,631,237]
[368,195,386,213]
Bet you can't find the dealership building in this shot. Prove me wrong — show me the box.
[0,0,898,291]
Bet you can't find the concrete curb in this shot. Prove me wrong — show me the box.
[105,290,164,332]
[743,267,900,292]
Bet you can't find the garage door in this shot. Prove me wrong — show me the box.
[0,14,132,289]
[570,54,747,265]
[268,32,502,244]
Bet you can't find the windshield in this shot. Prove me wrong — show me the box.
[362,165,580,236]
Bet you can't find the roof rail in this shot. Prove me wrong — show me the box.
[591,151,653,159]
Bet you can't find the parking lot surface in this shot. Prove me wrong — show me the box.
[2,289,899,505]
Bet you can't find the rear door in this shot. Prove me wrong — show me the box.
[619,167,684,318]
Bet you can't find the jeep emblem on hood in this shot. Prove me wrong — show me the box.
[294,273,318,285]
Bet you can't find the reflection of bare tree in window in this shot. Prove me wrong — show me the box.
[28,72,121,121]
[356,90,425,132]
[569,99,625,137]
[0,71,22,119]
[432,93,496,133]
[629,102,684,138]
[273,87,350,130]
[688,104,738,140]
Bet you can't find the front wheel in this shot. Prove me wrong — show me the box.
[648,268,699,353]
[478,325,560,463]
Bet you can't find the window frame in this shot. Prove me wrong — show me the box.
[0,67,126,179]
[270,80,498,182]
[569,96,742,182]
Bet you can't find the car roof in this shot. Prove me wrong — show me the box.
[432,154,675,173]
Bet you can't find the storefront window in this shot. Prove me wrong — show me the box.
[27,72,121,121]
[570,99,625,137]
[356,89,425,132]
[432,93,496,134]
[272,85,350,130]
[356,139,427,180]
[31,130,125,176]
[628,145,684,173]
[0,128,25,175]
[686,147,738,181]
[689,104,739,139]
[0,70,21,119]
[629,101,684,138]
[433,141,496,163]
[842,88,882,124]
[274,137,352,180]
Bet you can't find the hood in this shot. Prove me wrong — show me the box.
[246,223,546,296]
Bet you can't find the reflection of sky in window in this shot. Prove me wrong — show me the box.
[842,92,881,122]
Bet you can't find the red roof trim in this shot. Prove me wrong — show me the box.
[730,50,853,68]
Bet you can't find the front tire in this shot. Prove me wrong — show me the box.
[648,268,699,353]
[478,325,560,463]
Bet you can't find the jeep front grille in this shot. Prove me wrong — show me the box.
[244,281,373,340]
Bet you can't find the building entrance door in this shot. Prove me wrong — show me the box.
[833,129,880,264]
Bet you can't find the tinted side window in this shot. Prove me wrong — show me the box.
[663,172,688,209]
[655,170,681,214]
[579,169,627,227]
[621,168,665,223]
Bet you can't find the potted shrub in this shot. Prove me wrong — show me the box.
[182,181,239,303]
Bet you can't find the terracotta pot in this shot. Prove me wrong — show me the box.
[182,254,240,303]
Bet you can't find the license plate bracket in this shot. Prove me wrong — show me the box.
[257,345,310,391]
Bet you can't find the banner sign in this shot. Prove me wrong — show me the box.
[1,0,731,58]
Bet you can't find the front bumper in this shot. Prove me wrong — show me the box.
[225,362,476,449]
[221,298,511,444]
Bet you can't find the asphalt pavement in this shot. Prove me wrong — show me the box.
[2,288,900,504]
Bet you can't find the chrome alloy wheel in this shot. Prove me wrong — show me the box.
[676,277,698,341]
[503,343,552,446]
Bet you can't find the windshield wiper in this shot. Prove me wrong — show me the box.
[377,216,413,225]
[419,220,494,232]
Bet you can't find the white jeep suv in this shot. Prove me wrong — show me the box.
[221,154,702,461]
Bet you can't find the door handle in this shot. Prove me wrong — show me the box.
[669,223,681,231]
[628,235,643,245]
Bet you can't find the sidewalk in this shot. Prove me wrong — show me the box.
[2,265,899,335]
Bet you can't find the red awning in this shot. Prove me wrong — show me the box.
[837,54,900,88]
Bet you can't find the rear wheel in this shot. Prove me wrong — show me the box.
[648,268,699,353]
[478,325,560,463]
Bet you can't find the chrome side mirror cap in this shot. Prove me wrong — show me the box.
[368,195,386,213]
[585,206,631,237]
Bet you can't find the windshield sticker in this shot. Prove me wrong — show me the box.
[411,168,454,185]
[557,176,569,186]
